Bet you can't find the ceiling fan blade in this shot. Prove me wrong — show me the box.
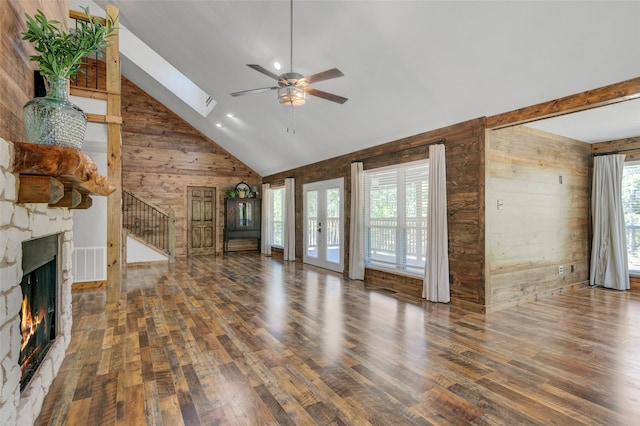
[247,64,281,81]
[230,86,279,97]
[305,87,348,104]
[305,68,344,85]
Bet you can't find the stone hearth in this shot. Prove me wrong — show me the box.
[0,137,74,425]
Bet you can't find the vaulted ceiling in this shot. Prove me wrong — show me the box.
[91,0,640,176]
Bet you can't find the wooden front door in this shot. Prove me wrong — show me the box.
[187,186,216,255]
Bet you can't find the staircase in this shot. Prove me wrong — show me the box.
[122,189,175,259]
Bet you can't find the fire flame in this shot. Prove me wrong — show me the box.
[21,295,42,351]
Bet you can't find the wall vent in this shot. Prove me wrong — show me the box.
[73,247,106,282]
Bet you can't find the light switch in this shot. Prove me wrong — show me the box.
[497,199,504,210]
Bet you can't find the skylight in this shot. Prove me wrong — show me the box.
[70,1,216,117]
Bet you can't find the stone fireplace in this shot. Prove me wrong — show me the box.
[0,137,74,425]
[20,234,60,392]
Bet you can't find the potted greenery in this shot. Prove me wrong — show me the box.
[21,7,116,149]
[224,188,238,199]
[237,187,249,198]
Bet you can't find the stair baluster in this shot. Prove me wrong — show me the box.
[122,190,175,258]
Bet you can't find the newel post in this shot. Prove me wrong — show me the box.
[168,209,176,261]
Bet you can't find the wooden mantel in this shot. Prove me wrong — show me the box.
[12,141,116,209]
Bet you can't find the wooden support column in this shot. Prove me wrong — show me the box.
[106,4,122,304]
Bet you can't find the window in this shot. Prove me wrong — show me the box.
[271,187,285,248]
[364,160,429,275]
[622,162,640,274]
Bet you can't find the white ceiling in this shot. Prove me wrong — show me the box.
[92,0,640,176]
[525,97,640,143]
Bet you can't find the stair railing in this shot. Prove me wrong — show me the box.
[122,189,175,258]
[69,10,105,91]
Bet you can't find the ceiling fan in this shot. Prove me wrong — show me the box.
[230,0,347,106]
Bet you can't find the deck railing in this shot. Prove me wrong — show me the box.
[364,217,426,273]
[626,225,640,271]
[306,217,340,249]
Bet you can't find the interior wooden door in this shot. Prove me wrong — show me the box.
[187,186,216,255]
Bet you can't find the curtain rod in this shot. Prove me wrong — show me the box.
[352,138,446,163]
[593,147,640,156]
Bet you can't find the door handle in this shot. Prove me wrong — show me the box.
[318,222,322,233]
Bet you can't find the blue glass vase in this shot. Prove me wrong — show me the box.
[23,76,87,149]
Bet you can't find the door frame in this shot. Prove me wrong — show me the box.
[187,186,217,256]
[302,177,344,272]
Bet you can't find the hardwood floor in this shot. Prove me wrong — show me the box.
[37,254,640,425]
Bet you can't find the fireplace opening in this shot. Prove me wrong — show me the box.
[20,234,59,391]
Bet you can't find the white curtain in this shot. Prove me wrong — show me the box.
[284,177,296,261]
[590,154,630,290]
[261,183,272,255]
[349,162,365,280]
[423,144,450,302]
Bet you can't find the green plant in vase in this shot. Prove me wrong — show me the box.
[21,7,116,148]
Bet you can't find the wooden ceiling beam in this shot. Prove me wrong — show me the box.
[486,76,640,130]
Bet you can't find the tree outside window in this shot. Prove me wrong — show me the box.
[622,163,640,272]
[271,187,284,248]
[364,160,428,275]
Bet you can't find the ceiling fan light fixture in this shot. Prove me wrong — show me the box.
[229,0,347,105]
[278,86,306,106]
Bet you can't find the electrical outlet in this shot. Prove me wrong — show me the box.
[558,265,564,275]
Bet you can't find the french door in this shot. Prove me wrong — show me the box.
[303,178,344,272]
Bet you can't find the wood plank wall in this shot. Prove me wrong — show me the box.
[263,118,487,311]
[485,125,591,312]
[591,136,640,159]
[121,78,261,256]
[0,0,68,142]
